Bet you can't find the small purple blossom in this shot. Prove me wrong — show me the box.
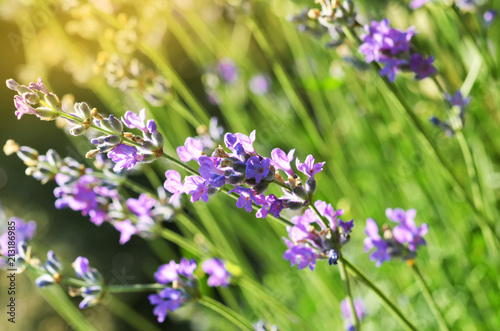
[127,194,156,219]
[218,58,239,84]
[246,156,271,183]
[177,137,204,162]
[271,148,295,178]
[445,91,470,111]
[224,131,256,156]
[410,0,431,10]
[364,218,391,267]
[184,176,209,202]
[177,258,197,279]
[202,258,231,287]
[122,108,147,132]
[154,261,179,284]
[13,95,38,120]
[409,54,437,79]
[107,144,145,172]
[149,288,182,323]
[198,156,226,187]
[114,219,138,244]
[296,155,325,180]
[0,217,36,257]
[283,239,316,271]
[164,170,184,202]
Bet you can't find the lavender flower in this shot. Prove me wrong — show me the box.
[296,154,325,180]
[184,176,210,203]
[359,19,436,82]
[364,208,428,266]
[202,258,231,287]
[164,170,184,202]
[0,217,36,260]
[177,137,204,162]
[410,0,431,9]
[114,219,138,244]
[149,288,183,323]
[271,148,296,178]
[340,298,366,331]
[122,108,148,132]
[283,201,353,270]
[218,58,239,84]
[246,156,271,183]
[431,91,470,136]
[107,144,145,172]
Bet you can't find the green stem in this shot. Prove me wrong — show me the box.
[198,296,254,331]
[106,283,166,293]
[106,294,163,331]
[410,263,450,331]
[342,258,417,331]
[338,256,361,331]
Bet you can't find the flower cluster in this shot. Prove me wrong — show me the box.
[150,258,199,322]
[340,297,366,331]
[5,141,176,244]
[430,91,470,136]
[364,208,428,267]
[283,201,353,270]
[6,78,165,173]
[359,19,437,82]
[165,130,325,219]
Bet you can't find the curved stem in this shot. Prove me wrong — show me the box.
[342,258,417,331]
[198,296,254,331]
[410,262,450,331]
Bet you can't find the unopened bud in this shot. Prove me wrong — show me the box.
[3,139,20,155]
[6,79,20,91]
[308,9,320,19]
[44,93,62,111]
[91,108,103,120]
[85,149,100,159]
[35,107,59,121]
[70,124,87,136]
[75,102,92,119]
[23,92,40,105]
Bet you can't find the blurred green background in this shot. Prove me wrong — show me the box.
[1,0,500,330]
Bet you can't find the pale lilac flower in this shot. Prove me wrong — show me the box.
[13,95,38,120]
[198,156,225,187]
[283,239,316,271]
[410,0,431,9]
[271,148,295,177]
[154,260,179,284]
[296,155,325,180]
[177,258,197,279]
[177,137,204,162]
[149,288,182,323]
[184,176,209,202]
[385,208,416,223]
[114,219,138,244]
[27,77,50,94]
[107,144,145,172]
[364,218,390,267]
[202,258,231,287]
[122,108,147,132]
[127,194,156,219]
[219,58,239,83]
[0,218,36,257]
[164,170,184,202]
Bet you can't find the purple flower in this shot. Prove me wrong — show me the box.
[13,95,38,120]
[229,186,256,213]
[54,175,98,215]
[246,156,271,183]
[296,155,325,180]
[266,194,284,218]
[249,74,272,95]
[410,0,431,9]
[409,54,437,80]
[283,239,316,271]
[198,156,226,187]
[218,58,239,83]
[380,57,407,82]
[202,258,231,287]
[107,144,145,172]
[127,194,156,218]
[114,219,138,244]
[122,108,147,132]
[73,256,100,282]
[177,137,204,162]
[445,91,470,111]
[224,131,256,156]
[184,176,209,202]
[177,258,197,279]
[484,10,497,26]
[271,148,295,177]
[389,208,428,251]
[154,260,179,284]
[341,298,366,331]
[149,288,182,323]
[164,170,185,202]
[363,218,390,267]
[0,217,36,257]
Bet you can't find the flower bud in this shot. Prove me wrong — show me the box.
[35,107,59,121]
[103,135,121,145]
[44,93,62,111]
[75,102,92,119]
[46,149,62,167]
[6,78,20,91]
[23,92,40,105]
[107,115,123,133]
[70,124,87,136]
[305,178,317,196]
[3,139,20,155]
